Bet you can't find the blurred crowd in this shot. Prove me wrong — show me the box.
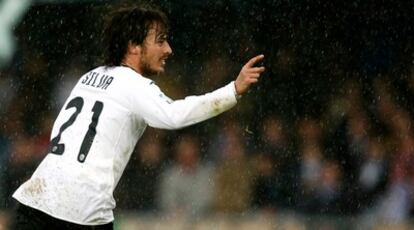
[118,70,414,228]
[1,1,414,229]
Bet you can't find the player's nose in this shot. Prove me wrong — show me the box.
[164,41,172,55]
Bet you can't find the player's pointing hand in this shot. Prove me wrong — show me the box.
[234,54,265,95]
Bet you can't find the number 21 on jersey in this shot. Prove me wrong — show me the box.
[49,96,103,163]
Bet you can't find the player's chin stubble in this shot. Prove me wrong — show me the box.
[140,60,162,76]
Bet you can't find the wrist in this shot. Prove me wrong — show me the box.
[232,81,242,100]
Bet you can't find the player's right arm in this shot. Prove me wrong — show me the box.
[135,80,237,130]
[132,55,265,130]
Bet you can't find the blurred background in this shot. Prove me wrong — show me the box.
[0,0,413,229]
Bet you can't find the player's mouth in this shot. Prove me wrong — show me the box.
[160,58,168,66]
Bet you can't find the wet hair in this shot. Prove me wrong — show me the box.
[103,5,169,66]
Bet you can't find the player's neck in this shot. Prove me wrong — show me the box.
[120,62,137,73]
[121,56,142,75]
[121,63,144,75]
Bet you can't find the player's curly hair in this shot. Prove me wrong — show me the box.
[103,5,169,66]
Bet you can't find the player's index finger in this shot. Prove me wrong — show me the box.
[246,54,265,67]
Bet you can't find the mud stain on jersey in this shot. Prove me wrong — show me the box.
[24,177,47,197]
[212,99,223,115]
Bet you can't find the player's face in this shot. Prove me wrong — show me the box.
[139,24,172,76]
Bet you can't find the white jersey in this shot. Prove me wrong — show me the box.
[13,66,238,225]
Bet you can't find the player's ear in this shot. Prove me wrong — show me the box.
[127,41,141,55]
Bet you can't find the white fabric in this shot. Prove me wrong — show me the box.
[13,66,237,225]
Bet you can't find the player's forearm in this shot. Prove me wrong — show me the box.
[145,82,238,129]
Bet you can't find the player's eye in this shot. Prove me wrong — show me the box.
[157,34,168,43]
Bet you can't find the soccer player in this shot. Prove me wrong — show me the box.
[11,5,265,229]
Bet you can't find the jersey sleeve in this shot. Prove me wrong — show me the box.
[133,81,238,129]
